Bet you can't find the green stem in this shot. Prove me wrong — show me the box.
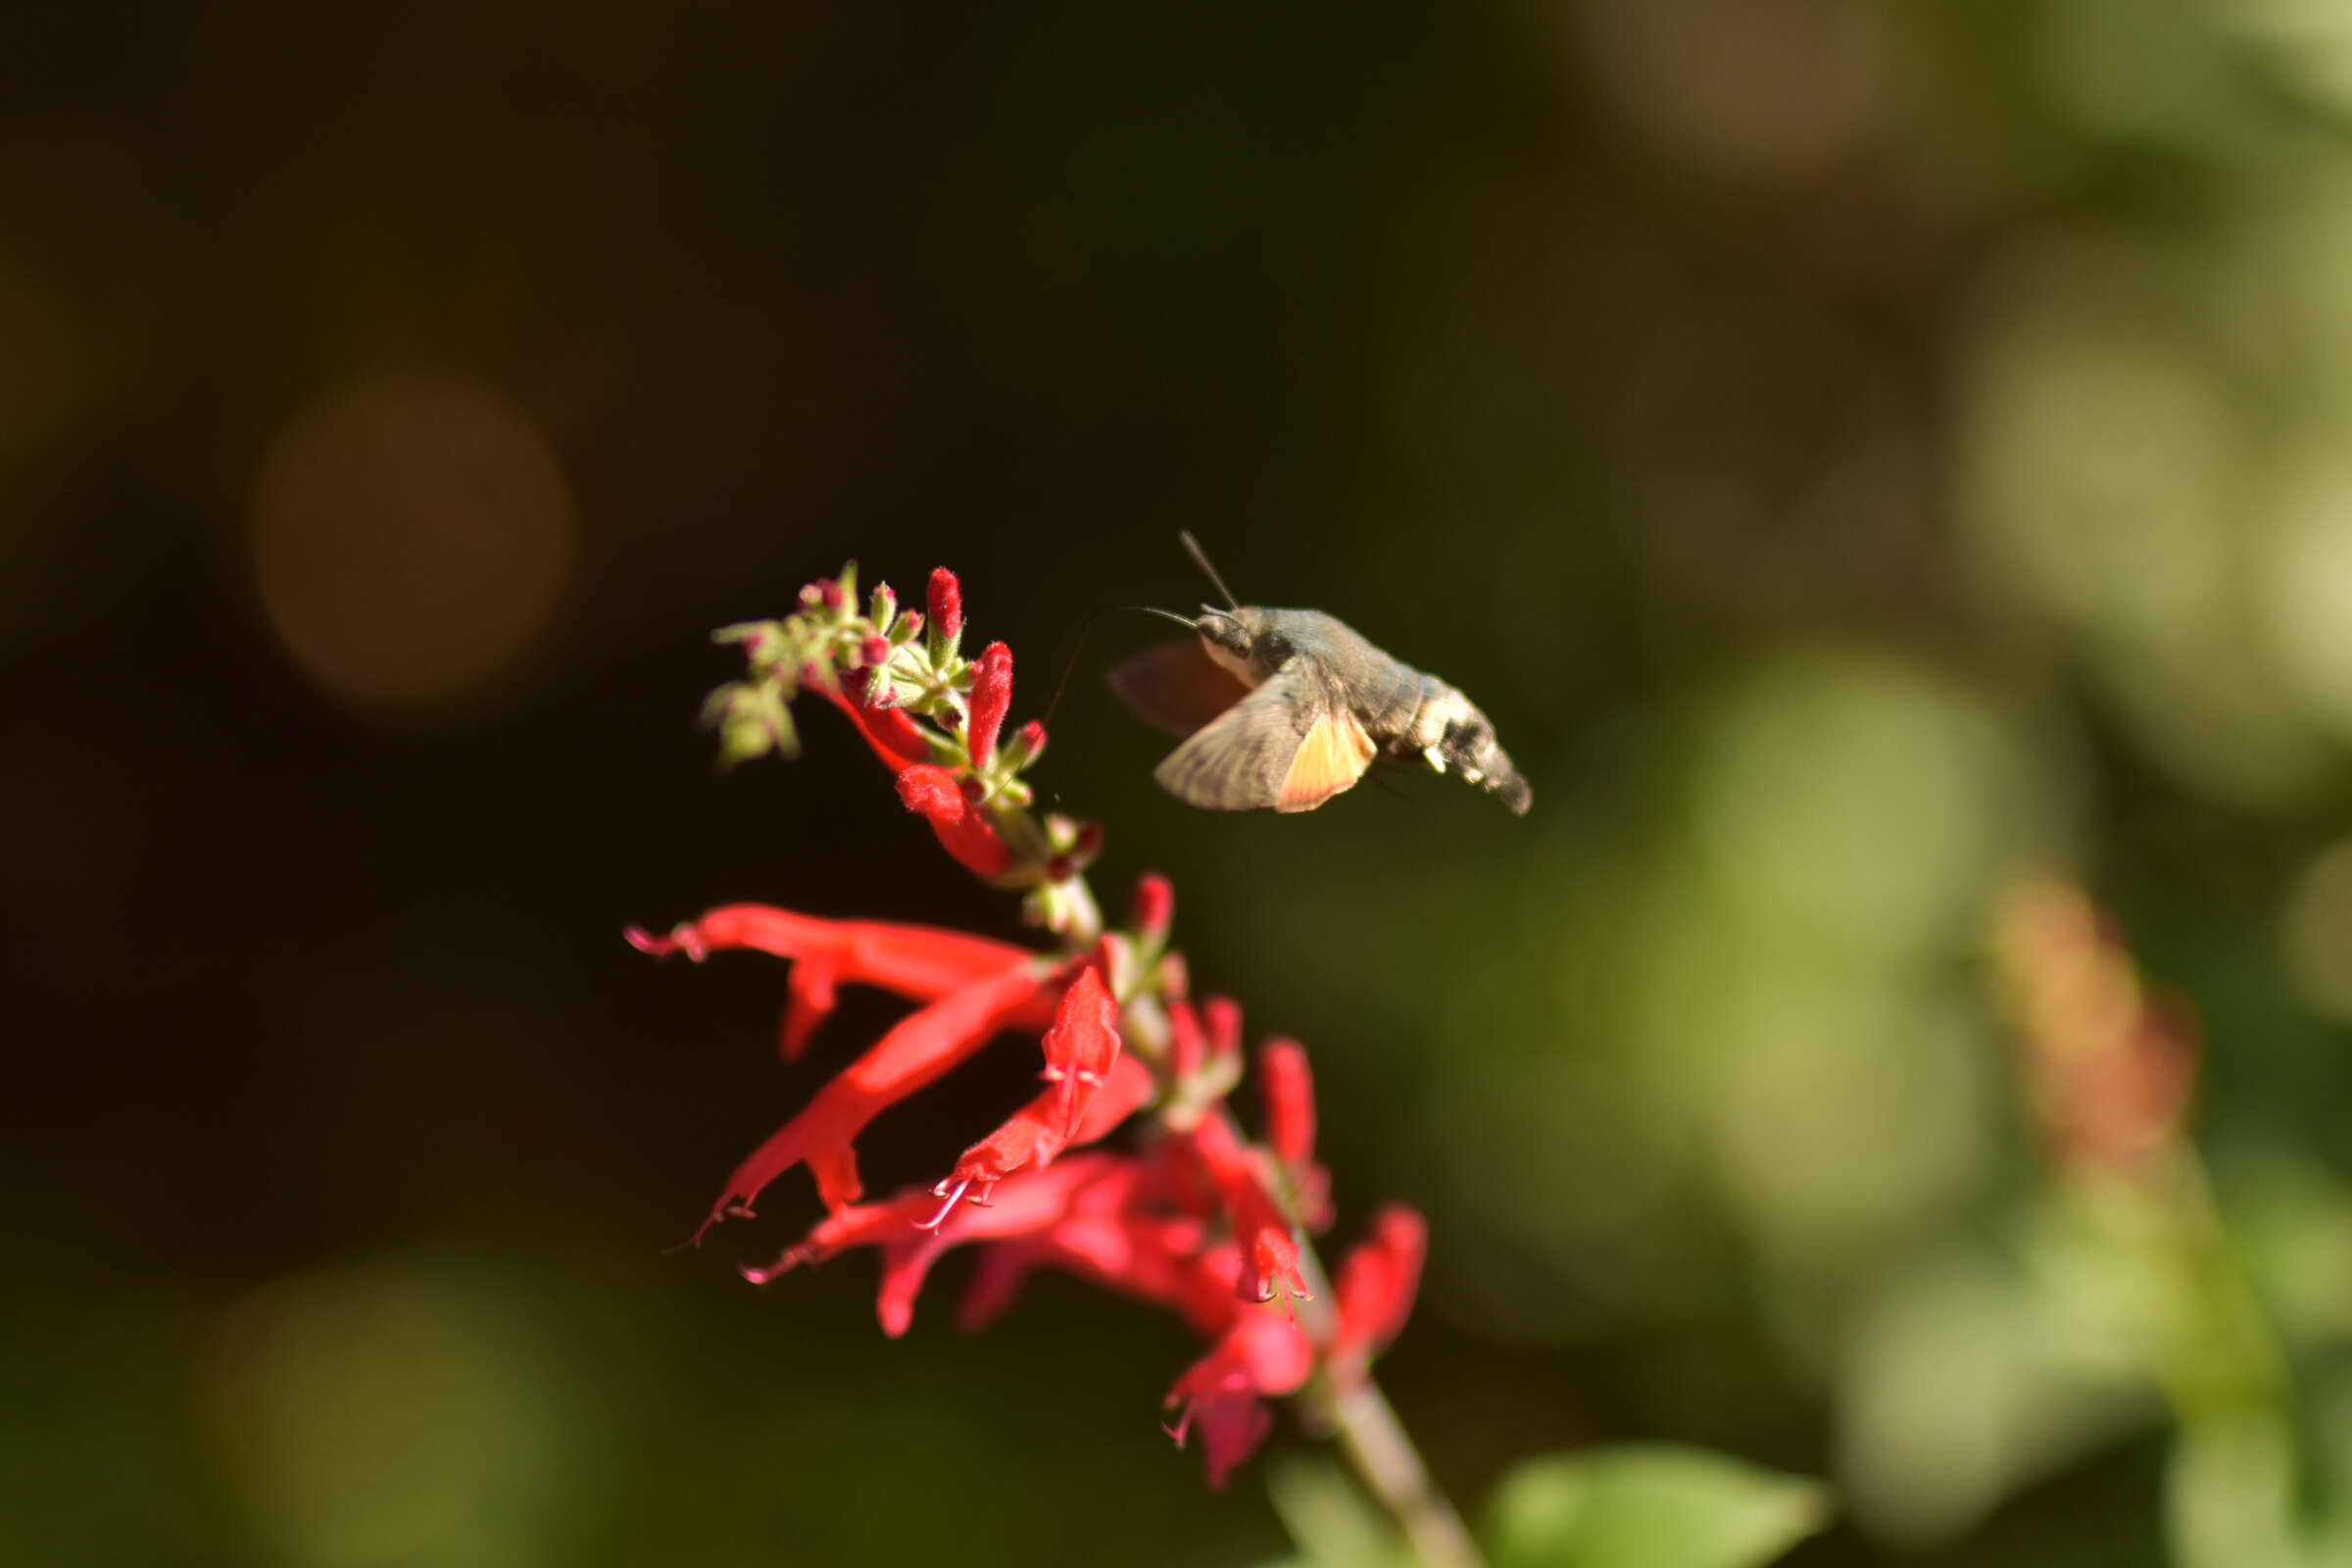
[1329,1377,1489,1568]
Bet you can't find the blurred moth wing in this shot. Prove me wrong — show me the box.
[1105,637,1250,737]
[1149,663,1379,813]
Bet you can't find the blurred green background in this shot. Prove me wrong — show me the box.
[12,2,2352,1563]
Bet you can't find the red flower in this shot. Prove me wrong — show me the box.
[655,566,1451,1498]
[967,641,1014,768]
[931,969,1152,1212]
[1185,1114,1310,1304]
[696,957,1057,1231]
[821,679,932,773]
[749,1152,1136,1336]
[624,904,1054,1060]
[1258,1037,1332,1228]
[1259,1039,1314,1170]
[898,764,1014,878]
[1165,1306,1316,1489]
[1327,1204,1427,1389]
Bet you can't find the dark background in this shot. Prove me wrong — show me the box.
[10,4,2352,1564]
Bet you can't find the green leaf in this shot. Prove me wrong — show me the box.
[1484,1445,1833,1568]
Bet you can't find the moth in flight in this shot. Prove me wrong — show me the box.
[1108,536,1532,815]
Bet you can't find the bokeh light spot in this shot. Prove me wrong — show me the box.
[2258,455,2352,746]
[201,1262,568,1566]
[2280,836,2352,1021]
[1573,0,1897,179]
[248,374,574,716]
[1692,652,2019,961]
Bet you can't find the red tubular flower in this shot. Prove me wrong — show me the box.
[1165,1307,1316,1489]
[897,764,1014,878]
[750,1152,1135,1336]
[940,1056,1154,1209]
[966,641,1014,768]
[1186,1115,1310,1303]
[1259,1039,1314,1169]
[697,959,1055,1233]
[1042,966,1121,1136]
[930,969,1149,1211]
[1327,1205,1427,1388]
[625,904,1055,1058]
[821,679,932,773]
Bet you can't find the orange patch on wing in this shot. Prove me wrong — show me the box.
[1276,711,1377,812]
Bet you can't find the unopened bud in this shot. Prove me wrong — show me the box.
[1132,873,1174,942]
[1003,718,1047,772]
[1259,1039,1315,1168]
[928,567,965,645]
[1203,996,1241,1061]
[1155,951,1190,1001]
[869,582,898,629]
[966,642,1014,768]
[896,610,924,642]
[1074,821,1105,860]
[861,635,893,668]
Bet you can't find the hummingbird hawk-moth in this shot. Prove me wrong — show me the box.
[1108,537,1532,815]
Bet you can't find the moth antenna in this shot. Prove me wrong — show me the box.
[1039,605,1202,731]
[1178,530,1242,611]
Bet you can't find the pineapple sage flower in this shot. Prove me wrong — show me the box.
[629,564,1454,1521]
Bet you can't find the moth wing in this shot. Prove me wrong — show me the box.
[1277,706,1379,812]
[1152,664,1375,813]
[1108,638,1253,737]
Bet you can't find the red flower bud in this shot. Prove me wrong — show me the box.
[1258,1039,1315,1170]
[1046,855,1074,883]
[1133,873,1175,943]
[861,635,893,668]
[1156,952,1191,1001]
[1203,997,1242,1063]
[1074,821,1104,859]
[967,641,1013,768]
[1327,1205,1427,1387]
[927,566,963,643]
[1168,1000,1206,1078]
[897,610,924,640]
[1005,718,1047,769]
[817,577,847,611]
[898,763,1013,878]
